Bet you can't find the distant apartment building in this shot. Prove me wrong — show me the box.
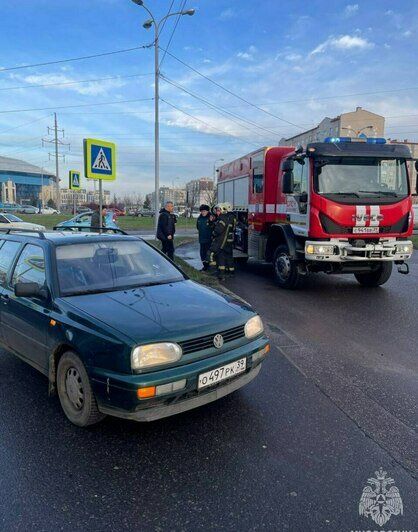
[185,177,214,210]
[279,107,385,147]
[146,186,187,210]
[60,188,111,208]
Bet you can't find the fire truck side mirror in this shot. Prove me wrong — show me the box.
[283,171,294,194]
[282,159,294,172]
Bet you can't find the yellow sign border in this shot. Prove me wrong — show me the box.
[69,170,81,190]
[84,138,116,181]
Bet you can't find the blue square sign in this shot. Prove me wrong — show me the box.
[84,138,116,181]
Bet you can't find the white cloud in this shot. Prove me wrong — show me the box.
[384,43,391,49]
[237,45,258,61]
[402,30,413,37]
[21,73,125,96]
[219,8,235,21]
[311,34,374,55]
[384,10,394,15]
[285,53,302,62]
[343,4,359,18]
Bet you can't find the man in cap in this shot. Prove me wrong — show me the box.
[196,204,213,271]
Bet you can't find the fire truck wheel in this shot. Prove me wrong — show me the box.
[273,245,302,289]
[354,261,392,287]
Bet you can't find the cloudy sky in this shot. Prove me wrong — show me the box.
[0,0,418,196]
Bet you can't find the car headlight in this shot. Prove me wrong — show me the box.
[396,243,413,254]
[245,315,264,339]
[131,342,182,370]
[306,244,335,255]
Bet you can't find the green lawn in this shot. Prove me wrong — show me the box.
[17,213,198,231]
[412,235,418,248]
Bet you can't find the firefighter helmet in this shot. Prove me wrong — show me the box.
[215,202,232,214]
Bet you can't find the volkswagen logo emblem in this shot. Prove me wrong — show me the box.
[213,334,224,349]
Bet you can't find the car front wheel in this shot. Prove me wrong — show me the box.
[354,262,392,287]
[57,351,105,427]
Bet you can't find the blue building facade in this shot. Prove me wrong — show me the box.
[0,156,55,203]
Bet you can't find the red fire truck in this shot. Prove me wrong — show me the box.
[217,137,415,288]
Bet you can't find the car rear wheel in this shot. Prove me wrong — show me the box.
[354,262,392,287]
[57,351,105,427]
[273,245,303,289]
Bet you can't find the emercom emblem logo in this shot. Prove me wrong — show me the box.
[358,467,403,527]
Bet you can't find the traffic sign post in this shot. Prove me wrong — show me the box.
[69,170,81,215]
[83,138,116,228]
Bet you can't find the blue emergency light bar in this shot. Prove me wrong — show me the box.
[324,136,386,144]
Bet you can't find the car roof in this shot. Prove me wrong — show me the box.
[0,230,140,245]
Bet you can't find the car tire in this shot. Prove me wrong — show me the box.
[273,245,303,289]
[354,262,392,287]
[57,351,105,427]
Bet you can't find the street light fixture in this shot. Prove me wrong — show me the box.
[341,125,374,137]
[130,0,195,233]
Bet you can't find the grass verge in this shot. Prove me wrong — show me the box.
[412,235,418,248]
[149,237,221,289]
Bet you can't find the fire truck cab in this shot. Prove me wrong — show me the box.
[217,137,415,288]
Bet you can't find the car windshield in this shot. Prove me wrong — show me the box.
[56,239,185,295]
[314,157,409,197]
[5,214,22,222]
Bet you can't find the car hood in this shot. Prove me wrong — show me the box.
[8,222,45,230]
[62,280,253,344]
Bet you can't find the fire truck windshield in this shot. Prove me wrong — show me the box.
[314,157,409,198]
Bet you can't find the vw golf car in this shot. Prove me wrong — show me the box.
[0,230,269,427]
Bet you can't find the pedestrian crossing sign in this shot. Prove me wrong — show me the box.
[83,138,116,181]
[69,170,81,190]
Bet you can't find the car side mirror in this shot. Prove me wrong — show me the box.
[15,282,47,299]
[282,159,294,172]
[282,171,294,194]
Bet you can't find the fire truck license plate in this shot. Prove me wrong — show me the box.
[198,358,246,389]
[353,226,379,234]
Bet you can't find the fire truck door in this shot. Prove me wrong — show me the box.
[285,159,309,237]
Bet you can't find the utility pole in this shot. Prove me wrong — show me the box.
[42,113,70,212]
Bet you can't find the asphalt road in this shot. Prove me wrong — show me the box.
[0,245,417,531]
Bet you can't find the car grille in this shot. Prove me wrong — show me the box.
[179,325,245,355]
[320,213,409,235]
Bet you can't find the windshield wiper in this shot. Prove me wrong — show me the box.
[358,190,398,197]
[326,192,360,197]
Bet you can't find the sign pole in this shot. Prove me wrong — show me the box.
[99,179,103,232]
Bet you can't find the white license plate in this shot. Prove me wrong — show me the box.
[353,226,379,234]
[198,358,247,390]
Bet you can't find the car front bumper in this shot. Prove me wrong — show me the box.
[90,336,269,422]
[305,238,413,262]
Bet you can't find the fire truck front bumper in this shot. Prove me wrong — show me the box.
[304,239,413,262]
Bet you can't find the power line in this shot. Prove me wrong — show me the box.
[0,72,153,93]
[160,0,187,68]
[0,97,154,115]
[161,74,281,138]
[160,98,261,148]
[160,47,305,129]
[0,45,153,74]
[0,114,52,136]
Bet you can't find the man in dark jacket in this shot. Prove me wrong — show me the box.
[157,201,176,260]
[196,204,213,271]
[209,202,236,281]
[91,207,107,233]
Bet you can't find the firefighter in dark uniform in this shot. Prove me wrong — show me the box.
[209,202,236,281]
[196,204,213,271]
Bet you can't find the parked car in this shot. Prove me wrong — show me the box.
[54,210,118,231]
[0,212,46,231]
[76,207,91,214]
[40,206,59,215]
[0,202,22,213]
[111,207,125,217]
[413,204,418,230]
[0,230,269,426]
[17,205,38,214]
[137,209,155,217]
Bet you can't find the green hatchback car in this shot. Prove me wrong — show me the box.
[0,230,269,427]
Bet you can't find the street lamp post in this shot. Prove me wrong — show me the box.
[130,0,195,233]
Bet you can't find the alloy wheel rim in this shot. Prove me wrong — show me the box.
[65,367,84,410]
[276,254,291,282]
